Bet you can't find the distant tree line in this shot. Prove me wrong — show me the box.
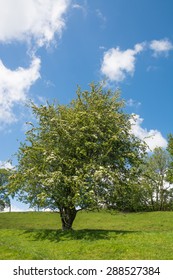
[108,146,173,212]
[1,83,173,230]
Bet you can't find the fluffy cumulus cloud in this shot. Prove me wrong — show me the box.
[101,43,145,82]
[101,38,173,82]
[150,38,173,56]
[130,114,167,151]
[0,0,70,47]
[0,0,70,127]
[0,57,41,126]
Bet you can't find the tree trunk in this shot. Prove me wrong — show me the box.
[9,203,11,212]
[159,175,164,211]
[59,206,77,231]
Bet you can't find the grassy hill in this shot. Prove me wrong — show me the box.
[0,210,173,259]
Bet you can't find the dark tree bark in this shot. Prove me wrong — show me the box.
[59,206,77,230]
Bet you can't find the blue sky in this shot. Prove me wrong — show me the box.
[0,0,172,211]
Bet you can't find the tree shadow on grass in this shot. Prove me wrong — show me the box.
[22,228,140,243]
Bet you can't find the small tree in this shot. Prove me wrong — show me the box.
[9,83,146,230]
[167,134,173,184]
[0,168,11,211]
[141,147,172,210]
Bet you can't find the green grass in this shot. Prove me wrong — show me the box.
[0,210,173,259]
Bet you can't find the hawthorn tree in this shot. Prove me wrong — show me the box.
[9,83,146,230]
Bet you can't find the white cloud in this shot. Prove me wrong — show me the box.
[0,1,70,128]
[146,65,159,72]
[150,39,173,56]
[0,161,14,169]
[130,114,167,151]
[96,9,107,24]
[0,57,41,126]
[72,1,88,17]
[101,43,145,82]
[100,38,173,82]
[126,98,141,108]
[0,0,70,47]
[73,3,83,9]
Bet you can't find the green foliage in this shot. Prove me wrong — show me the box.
[8,83,146,229]
[167,134,173,183]
[1,211,173,259]
[0,168,11,211]
[139,147,173,211]
[0,200,5,211]
[111,147,173,212]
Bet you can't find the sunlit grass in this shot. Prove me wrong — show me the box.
[0,211,173,259]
